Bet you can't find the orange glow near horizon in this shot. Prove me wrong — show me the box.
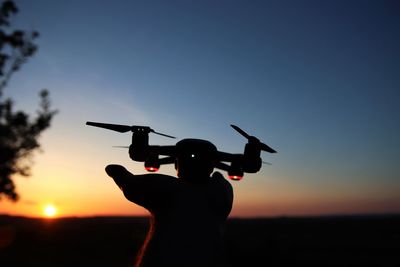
[0,145,399,218]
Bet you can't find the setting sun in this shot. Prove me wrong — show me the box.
[43,204,57,218]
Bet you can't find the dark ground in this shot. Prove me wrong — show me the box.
[0,214,399,267]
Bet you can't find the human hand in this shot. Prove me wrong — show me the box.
[105,164,233,218]
[105,164,233,267]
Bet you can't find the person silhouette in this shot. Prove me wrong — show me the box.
[105,139,234,267]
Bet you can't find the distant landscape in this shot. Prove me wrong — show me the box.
[1,214,399,267]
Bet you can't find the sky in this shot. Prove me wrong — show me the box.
[0,0,399,218]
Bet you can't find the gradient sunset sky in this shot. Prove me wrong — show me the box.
[1,0,399,218]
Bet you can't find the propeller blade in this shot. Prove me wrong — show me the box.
[262,161,272,165]
[150,129,176,139]
[86,121,176,139]
[260,142,277,153]
[230,124,251,139]
[86,121,131,133]
[112,146,129,148]
[231,124,277,153]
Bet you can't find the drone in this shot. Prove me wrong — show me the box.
[86,121,277,181]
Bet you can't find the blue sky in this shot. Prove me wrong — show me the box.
[2,0,399,216]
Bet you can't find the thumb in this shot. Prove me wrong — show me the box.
[105,164,133,189]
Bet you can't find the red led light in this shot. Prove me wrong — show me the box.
[228,175,243,181]
[145,167,159,172]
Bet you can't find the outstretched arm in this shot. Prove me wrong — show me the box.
[106,165,234,267]
[105,164,177,213]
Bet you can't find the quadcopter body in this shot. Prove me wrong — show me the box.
[86,121,277,181]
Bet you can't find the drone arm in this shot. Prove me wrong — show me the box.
[214,162,231,172]
[216,151,238,163]
[159,156,175,165]
[151,145,176,157]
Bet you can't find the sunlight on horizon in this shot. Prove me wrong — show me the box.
[43,204,58,218]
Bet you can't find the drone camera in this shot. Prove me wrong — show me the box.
[175,139,217,180]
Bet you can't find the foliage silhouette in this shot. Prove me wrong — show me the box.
[0,1,56,201]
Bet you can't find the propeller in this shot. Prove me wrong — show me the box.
[230,124,277,153]
[86,121,176,138]
[149,128,176,139]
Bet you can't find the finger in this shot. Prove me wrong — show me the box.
[105,164,134,189]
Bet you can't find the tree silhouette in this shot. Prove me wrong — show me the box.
[0,1,57,201]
